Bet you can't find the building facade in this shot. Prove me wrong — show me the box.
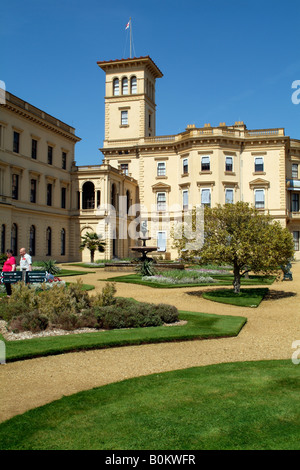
[0,91,138,262]
[1,55,300,262]
[98,56,300,259]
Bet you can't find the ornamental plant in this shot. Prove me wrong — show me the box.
[174,202,294,293]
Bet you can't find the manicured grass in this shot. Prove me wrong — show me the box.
[58,269,96,276]
[104,274,275,288]
[65,263,105,268]
[202,288,269,307]
[0,360,298,450]
[0,310,246,362]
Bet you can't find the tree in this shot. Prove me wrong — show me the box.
[79,232,106,263]
[173,202,294,293]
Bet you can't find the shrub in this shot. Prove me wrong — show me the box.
[8,310,49,333]
[0,253,7,269]
[0,278,179,334]
[93,298,178,330]
[153,304,179,324]
[91,282,116,308]
[78,309,99,329]
[52,311,81,331]
[67,279,91,309]
[135,260,157,277]
[95,302,163,330]
[40,259,61,275]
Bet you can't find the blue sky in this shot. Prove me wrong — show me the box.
[2,0,300,166]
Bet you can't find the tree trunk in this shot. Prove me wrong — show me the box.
[233,263,241,294]
[90,250,95,263]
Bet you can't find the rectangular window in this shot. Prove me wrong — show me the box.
[293,231,299,251]
[62,152,67,170]
[12,174,19,200]
[61,187,66,209]
[30,179,37,203]
[47,184,52,206]
[48,146,53,165]
[225,156,233,172]
[201,156,210,171]
[13,131,20,153]
[291,193,299,212]
[157,162,166,176]
[183,158,188,174]
[201,188,211,207]
[121,110,128,125]
[121,163,129,175]
[149,114,152,129]
[157,192,166,211]
[31,139,37,159]
[292,164,298,179]
[225,188,234,204]
[255,157,264,172]
[157,231,166,252]
[183,190,189,210]
[255,189,265,208]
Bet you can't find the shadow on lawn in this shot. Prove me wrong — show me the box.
[263,290,297,300]
[187,288,297,300]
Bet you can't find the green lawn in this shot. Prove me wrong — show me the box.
[202,288,269,307]
[58,269,96,276]
[0,360,298,450]
[0,310,246,362]
[104,274,275,288]
[65,263,105,268]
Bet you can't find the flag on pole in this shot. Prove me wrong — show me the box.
[125,21,130,30]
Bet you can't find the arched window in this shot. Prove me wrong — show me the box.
[113,78,119,96]
[122,77,128,95]
[61,228,66,256]
[1,224,5,254]
[46,227,52,256]
[11,223,18,256]
[29,225,36,256]
[82,181,95,209]
[111,183,116,209]
[126,190,130,214]
[130,76,137,94]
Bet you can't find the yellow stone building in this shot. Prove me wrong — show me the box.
[98,56,300,259]
[1,55,300,262]
[0,91,138,262]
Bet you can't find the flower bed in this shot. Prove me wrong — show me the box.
[142,269,220,285]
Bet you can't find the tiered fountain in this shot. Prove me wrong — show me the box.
[131,223,157,261]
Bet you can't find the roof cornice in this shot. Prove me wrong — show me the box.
[97,56,163,79]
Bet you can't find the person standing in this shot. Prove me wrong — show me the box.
[19,247,32,281]
[2,249,16,296]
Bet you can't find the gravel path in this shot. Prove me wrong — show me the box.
[0,263,299,423]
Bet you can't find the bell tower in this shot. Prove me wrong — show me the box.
[97,56,163,147]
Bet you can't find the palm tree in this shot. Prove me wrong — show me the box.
[79,232,106,263]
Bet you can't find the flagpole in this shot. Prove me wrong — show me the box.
[129,17,132,58]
